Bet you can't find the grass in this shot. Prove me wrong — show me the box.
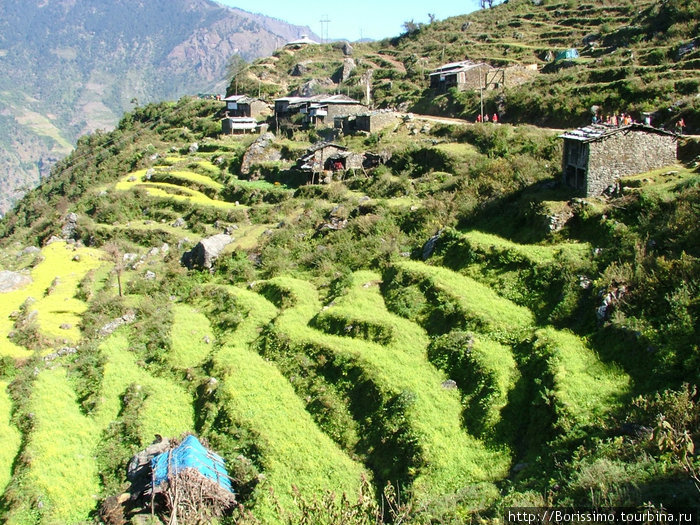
[169,304,214,369]
[93,331,194,442]
[453,229,591,265]
[205,287,369,522]
[222,223,278,252]
[0,241,104,358]
[18,368,100,524]
[0,381,20,495]
[393,260,535,340]
[462,335,520,439]
[619,164,698,201]
[266,275,511,503]
[533,326,630,433]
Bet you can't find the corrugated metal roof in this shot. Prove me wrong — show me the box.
[429,61,489,77]
[559,123,677,142]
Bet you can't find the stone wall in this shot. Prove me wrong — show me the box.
[586,131,677,196]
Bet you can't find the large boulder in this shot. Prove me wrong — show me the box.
[181,234,233,270]
[240,132,281,175]
[0,270,31,292]
[334,58,356,83]
[61,212,78,240]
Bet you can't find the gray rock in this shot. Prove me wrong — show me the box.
[422,230,443,260]
[189,142,199,153]
[172,217,187,228]
[442,379,458,389]
[181,234,234,270]
[240,132,281,175]
[0,270,32,292]
[20,246,41,256]
[144,271,156,280]
[59,323,72,330]
[337,58,356,83]
[45,235,63,245]
[61,212,79,240]
[99,311,137,337]
[290,62,310,76]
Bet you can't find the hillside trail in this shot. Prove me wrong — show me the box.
[409,113,569,133]
[410,113,700,139]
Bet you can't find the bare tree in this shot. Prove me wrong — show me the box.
[402,20,420,34]
[428,13,436,23]
[103,242,125,297]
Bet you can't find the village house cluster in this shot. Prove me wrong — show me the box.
[217,36,681,196]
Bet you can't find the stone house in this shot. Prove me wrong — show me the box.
[429,61,493,92]
[296,142,364,183]
[275,94,366,127]
[223,95,270,119]
[559,124,677,196]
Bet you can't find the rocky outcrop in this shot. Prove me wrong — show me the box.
[240,132,281,175]
[181,234,234,270]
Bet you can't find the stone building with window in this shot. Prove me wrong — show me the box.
[559,124,677,196]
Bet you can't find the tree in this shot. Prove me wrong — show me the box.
[428,13,437,23]
[402,20,420,34]
[103,242,125,297]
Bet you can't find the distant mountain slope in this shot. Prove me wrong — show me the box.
[0,0,317,214]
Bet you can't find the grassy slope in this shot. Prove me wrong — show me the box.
[268,275,510,502]
[10,368,100,524]
[394,260,535,339]
[169,304,214,370]
[0,382,20,497]
[207,286,370,521]
[0,241,103,358]
[95,331,194,441]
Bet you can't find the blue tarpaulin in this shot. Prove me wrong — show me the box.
[555,48,580,61]
[151,435,234,493]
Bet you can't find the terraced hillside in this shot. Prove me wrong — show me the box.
[234,0,699,130]
[0,92,698,523]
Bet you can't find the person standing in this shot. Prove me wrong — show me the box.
[492,113,499,124]
[676,117,685,135]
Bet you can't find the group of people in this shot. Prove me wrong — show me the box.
[592,112,687,134]
[592,113,638,126]
[475,113,499,123]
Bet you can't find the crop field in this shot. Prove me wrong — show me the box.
[0,241,103,358]
[0,381,20,496]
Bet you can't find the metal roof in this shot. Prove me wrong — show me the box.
[559,123,677,142]
[286,35,319,46]
[429,61,489,77]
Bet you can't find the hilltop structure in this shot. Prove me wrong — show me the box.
[429,61,493,92]
[560,123,678,196]
[285,34,320,48]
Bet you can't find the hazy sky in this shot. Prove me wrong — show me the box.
[217,1,480,42]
